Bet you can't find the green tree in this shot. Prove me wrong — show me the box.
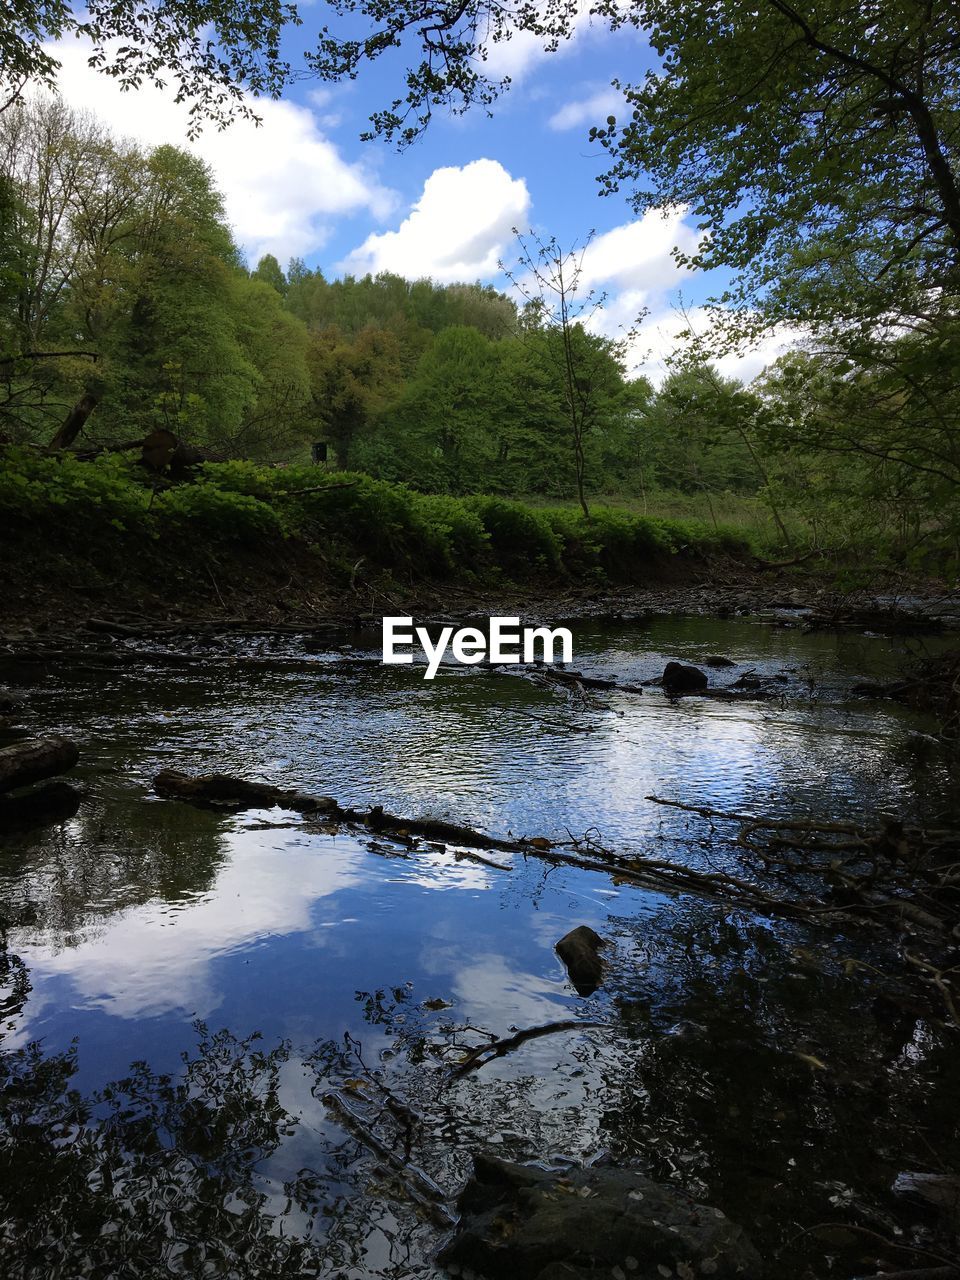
[252,253,287,295]
[505,231,632,517]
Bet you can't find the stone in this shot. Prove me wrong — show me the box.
[662,662,709,694]
[555,925,606,995]
[438,1154,763,1279]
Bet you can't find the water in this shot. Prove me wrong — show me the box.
[0,615,957,1277]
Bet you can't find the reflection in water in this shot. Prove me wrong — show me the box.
[0,616,958,1276]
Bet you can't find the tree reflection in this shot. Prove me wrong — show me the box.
[0,796,230,945]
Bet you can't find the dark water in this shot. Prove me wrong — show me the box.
[0,616,957,1277]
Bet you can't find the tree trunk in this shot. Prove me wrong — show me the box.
[0,736,79,793]
[48,391,98,450]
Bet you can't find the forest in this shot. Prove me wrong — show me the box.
[2,88,958,576]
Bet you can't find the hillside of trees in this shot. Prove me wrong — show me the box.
[2,94,958,572]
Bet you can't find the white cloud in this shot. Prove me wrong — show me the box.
[613,305,803,386]
[341,159,530,282]
[46,40,396,264]
[478,1,605,84]
[11,830,369,1028]
[548,86,623,132]
[580,209,701,293]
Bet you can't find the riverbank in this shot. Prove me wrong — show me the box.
[2,447,958,634]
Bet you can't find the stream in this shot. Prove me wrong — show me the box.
[1,613,958,1278]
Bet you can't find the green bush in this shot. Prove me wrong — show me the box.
[412,493,489,573]
[541,507,675,581]
[154,483,283,543]
[0,448,752,582]
[0,448,146,531]
[465,497,562,576]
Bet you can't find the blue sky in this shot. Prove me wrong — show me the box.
[46,16,792,381]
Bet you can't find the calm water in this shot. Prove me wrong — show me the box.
[0,615,957,1277]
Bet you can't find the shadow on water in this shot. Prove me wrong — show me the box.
[0,615,958,1276]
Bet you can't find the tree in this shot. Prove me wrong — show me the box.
[252,253,287,295]
[505,231,631,518]
[588,1,960,336]
[2,0,298,129]
[306,323,404,468]
[360,325,500,491]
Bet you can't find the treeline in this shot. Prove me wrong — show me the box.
[2,95,959,568]
[0,96,763,499]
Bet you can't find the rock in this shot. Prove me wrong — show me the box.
[662,661,709,694]
[555,925,606,995]
[704,655,737,668]
[438,1154,763,1279]
[0,687,24,717]
[893,1171,960,1230]
[0,780,81,829]
[0,736,79,794]
[731,673,764,690]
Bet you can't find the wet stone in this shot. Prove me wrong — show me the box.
[662,662,709,694]
[439,1154,763,1279]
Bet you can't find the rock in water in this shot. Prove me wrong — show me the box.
[704,655,737,668]
[0,687,24,717]
[662,661,709,694]
[0,736,79,793]
[438,1154,763,1278]
[555,925,606,995]
[0,781,81,829]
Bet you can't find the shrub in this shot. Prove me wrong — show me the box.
[464,497,562,576]
[0,448,146,531]
[154,483,283,543]
[412,493,489,573]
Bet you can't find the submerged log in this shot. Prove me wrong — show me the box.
[0,736,79,793]
[153,769,337,814]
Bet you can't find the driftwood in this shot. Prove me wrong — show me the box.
[153,769,337,815]
[0,736,79,794]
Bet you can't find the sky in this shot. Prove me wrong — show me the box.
[45,15,795,384]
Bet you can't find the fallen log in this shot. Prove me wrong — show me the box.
[153,769,519,851]
[0,736,79,794]
[355,804,518,851]
[153,769,337,815]
[540,668,644,694]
